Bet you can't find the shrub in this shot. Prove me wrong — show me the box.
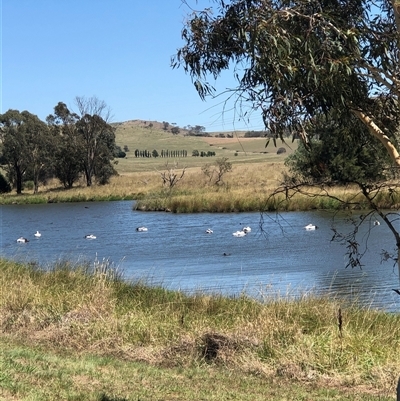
[23,180,34,190]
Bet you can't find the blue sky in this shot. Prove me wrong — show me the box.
[1,1,265,132]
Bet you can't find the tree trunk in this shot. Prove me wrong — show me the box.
[351,109,400,166]
[16,168,23,194]
[86,174,92,187]
[33,172,39,194]
[85,168,92,187]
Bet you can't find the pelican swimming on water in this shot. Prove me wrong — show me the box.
[304,224,318,230]
[84,234,96,239]
[233,230,246,237]
[242,226,251,233]
[136,227,148,232]
[17,237,29,243]
[205,228,213,234]
[34,231,41,238]
[374,220,381,226]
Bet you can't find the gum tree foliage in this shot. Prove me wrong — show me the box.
[75,96,117,186]
[174,0,400,157]
[47,102,84,189]
[24,112,55,194]
[0,110,29,194]
[285,110,393,184]
[0,110,51,194]
[173,0,400,283]
[48,97,117,187]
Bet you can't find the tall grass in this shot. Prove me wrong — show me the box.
[1,257,399,395]
[2,163,399,212]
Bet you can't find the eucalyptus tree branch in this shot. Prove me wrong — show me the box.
[358,61,400,95]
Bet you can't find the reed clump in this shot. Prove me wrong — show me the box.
[0,258,399,396]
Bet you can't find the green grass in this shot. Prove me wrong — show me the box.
[0,339,394,400]
[114,121,294,173]
[0,258,399,400]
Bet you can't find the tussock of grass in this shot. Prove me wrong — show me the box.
[0,258,399,397]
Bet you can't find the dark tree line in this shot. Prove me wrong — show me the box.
[0,96,118,193]
[134,149,188,158]
[192,150,216,157]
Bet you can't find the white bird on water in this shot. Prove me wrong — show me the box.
[136,227,148,232]
[242,226,251,233]
[304,224,318,230]
[17,237,29,243]
[85,234,96,239]
[233,230,246,237]
[205,228,213,234]
[34,231,41,238]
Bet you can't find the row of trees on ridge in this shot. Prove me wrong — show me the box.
[133,149,217,158]
[134,149,189,158]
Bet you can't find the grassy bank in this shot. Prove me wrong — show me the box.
[2,162,399,212]
[0,162,281,207]
[0,258,399,400]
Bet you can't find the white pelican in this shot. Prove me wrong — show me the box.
[34,231,41,238]
[136,227,148,232]
[233,230,246,237]
[374,220,380,226]
[205,228,213,234]
[17,237,29,243]
[304,224,318,230]
[84,234,96,239]
[242,226,251,233]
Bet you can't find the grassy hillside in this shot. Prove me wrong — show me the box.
[114,120,298,173]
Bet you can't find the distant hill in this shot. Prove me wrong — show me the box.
[112,118,297,174]
[113,119,173,131]
[112,119,248,138]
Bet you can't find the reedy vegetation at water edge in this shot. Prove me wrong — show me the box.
[2,162,400,211]
[0,258,399,400]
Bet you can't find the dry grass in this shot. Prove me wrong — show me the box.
[2,162,396,212]
[0,258,399,399]
[0,161,284,205]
